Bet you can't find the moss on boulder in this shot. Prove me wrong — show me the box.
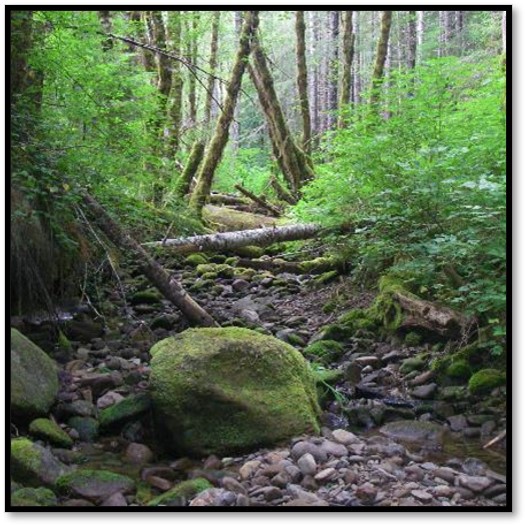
[98,393,151,431]
[399,357,427,375]
[11,329,59,420]
[149,327,320,456]
[56,469,135,501]
[11,438,69,488]
[29,418,73,448]
[147,478,213,506]
[196,263,234,278]
[468,368,506,395]
[185,253,208,266]
[11,487,58,507]
[130,290,162,305]
[445,359,472,381]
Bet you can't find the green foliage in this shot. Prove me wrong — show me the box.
[294,57,506,354]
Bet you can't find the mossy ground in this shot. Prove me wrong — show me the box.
[468,368,506,395]
[147,478,212,506]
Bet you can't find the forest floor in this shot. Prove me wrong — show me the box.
[11,205,507,508]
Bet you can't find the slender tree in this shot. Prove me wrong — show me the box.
[167,12,183,154]
[189,11,259,214]
[407,10,417,69]
[309,11,321,139]
[295,11,312,153]
[370,10,392,107]
[326,11,340,130]
[338,10,355,127]
[203,11,221,126]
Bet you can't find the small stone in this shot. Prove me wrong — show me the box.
[409,370,436,386]
[411,383,438,399]
[354,356,380,368]
[239,460,261,480]
[433,467,457,484]
[125,443,154,465]
[290,441,327,463]
[297,453,317,476]
[300,475,318,491]
[447,414,468,432]
[332,429,360,446]
[232,279,250,292]
[146,476,172,491]
[100,492,128,507]
[221,477,246,494]
[284,465,302,483]
[203,455,222,470]
[314,467,337,483]
[433,485,454,498]
[458,474,493,493]
[271,472,290,488]
[319,439,348,458]
[411,489,433,503]
[96,391,125,410]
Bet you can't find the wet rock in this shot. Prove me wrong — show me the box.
[11,438,69,488]
[291,441,327,463]
[446,414,468,432]
[96,391,125,410]
[239,460,261,480]
[314,467,337,483]
[189,488,237,506]
[232,279,250,292]
[379,420,447,446]
[319,439,348,458]
[411,489,433,503]
[331,428,360,446]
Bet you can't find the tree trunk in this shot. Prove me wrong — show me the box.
[97,11,113,51]
[502,11,506,54]
[189,11,259,215]
[370,10,392,107]
[327,11,340,130]
[295,11,312,153]
[338,11,354,127]
[270,176,298,205]
[174,139,205,198]
[144,223,323,253]
[416,11,424,63]
[234,184,281,217]
[187,12,199,128]
[231,11,242,151]
[10,10,35,103]
[310,11,321,140]
[250,31,315,192]
[204,11,221,126]
[81,192,217,327]
[167,12,183,155]
[407,11,417,69]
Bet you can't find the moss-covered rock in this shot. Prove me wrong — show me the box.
[29,418,73,448]
[233,245,264,258]
[149,327,320,456]
[56,469,135,502]
[314,270,339,285]
[303,340,344,365]
[233,267,257,280]
[445,359,472,381]
[130,290,162,305]
[98,393,151,430]
[196,263,234,278]
[68,416,99,442]
[185,253,208,266]
[11,487,58,507]
[147,478,213,506]
[399,357,426,375]
[11,438,69,488]
[11,328,59,420]
[404,332,422,347]
[468,368,506,395]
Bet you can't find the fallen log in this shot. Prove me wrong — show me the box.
[269,176,298,205]
[234,184,282,217]
[209,192,249,206]
[393,291,472,339]
[237,256,339,275]
[483,429,506,449]
[143,223,323,254]
[81,192,217,327]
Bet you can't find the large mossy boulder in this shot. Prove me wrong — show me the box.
[149,327,321,456]
[11,328,59,420]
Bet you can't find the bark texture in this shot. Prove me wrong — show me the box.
[338,11,355,128]
[145,223,323,254]
[370,11,392,106]
[295,11,312,153]
[189,11,259,214]
[167,11,183,154]
[174,139,205,198]
[81,192,217,327]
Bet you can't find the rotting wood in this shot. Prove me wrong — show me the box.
[234,184,281,217]
[394,291,471,339]
[143,223,323,254]
[81,191,217,327]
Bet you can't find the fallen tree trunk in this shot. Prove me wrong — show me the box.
[234,184,281,217]
[237,256,338,275]
[209,193,249,206]
[270,176,298,205]
[81,192,217,327]
[393,291,472,339]
[143,223,323,254]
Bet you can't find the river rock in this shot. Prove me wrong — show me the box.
[11,328,59,420]
[297,453,317,475]
[149,327,320,455]
[125,443,154,465]
[11,438,69,488]
[331,428,360,446]
[28,418,73,448]
[379,420,447,445]
[458,474,494,493]
[411,383,438,399]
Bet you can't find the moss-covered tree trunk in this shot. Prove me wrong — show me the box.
[189,11,259,215]
[167,11,183,155]
[338,11,355,128]
[81,192,217,327]
[370,11,392,107]
[295,11,311,153]
[327,10,340,130]
[203,11,221,126]
[407,10,417,69]
[250,31,314,192]
[174,139,205,198]
[187,12,199,128]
